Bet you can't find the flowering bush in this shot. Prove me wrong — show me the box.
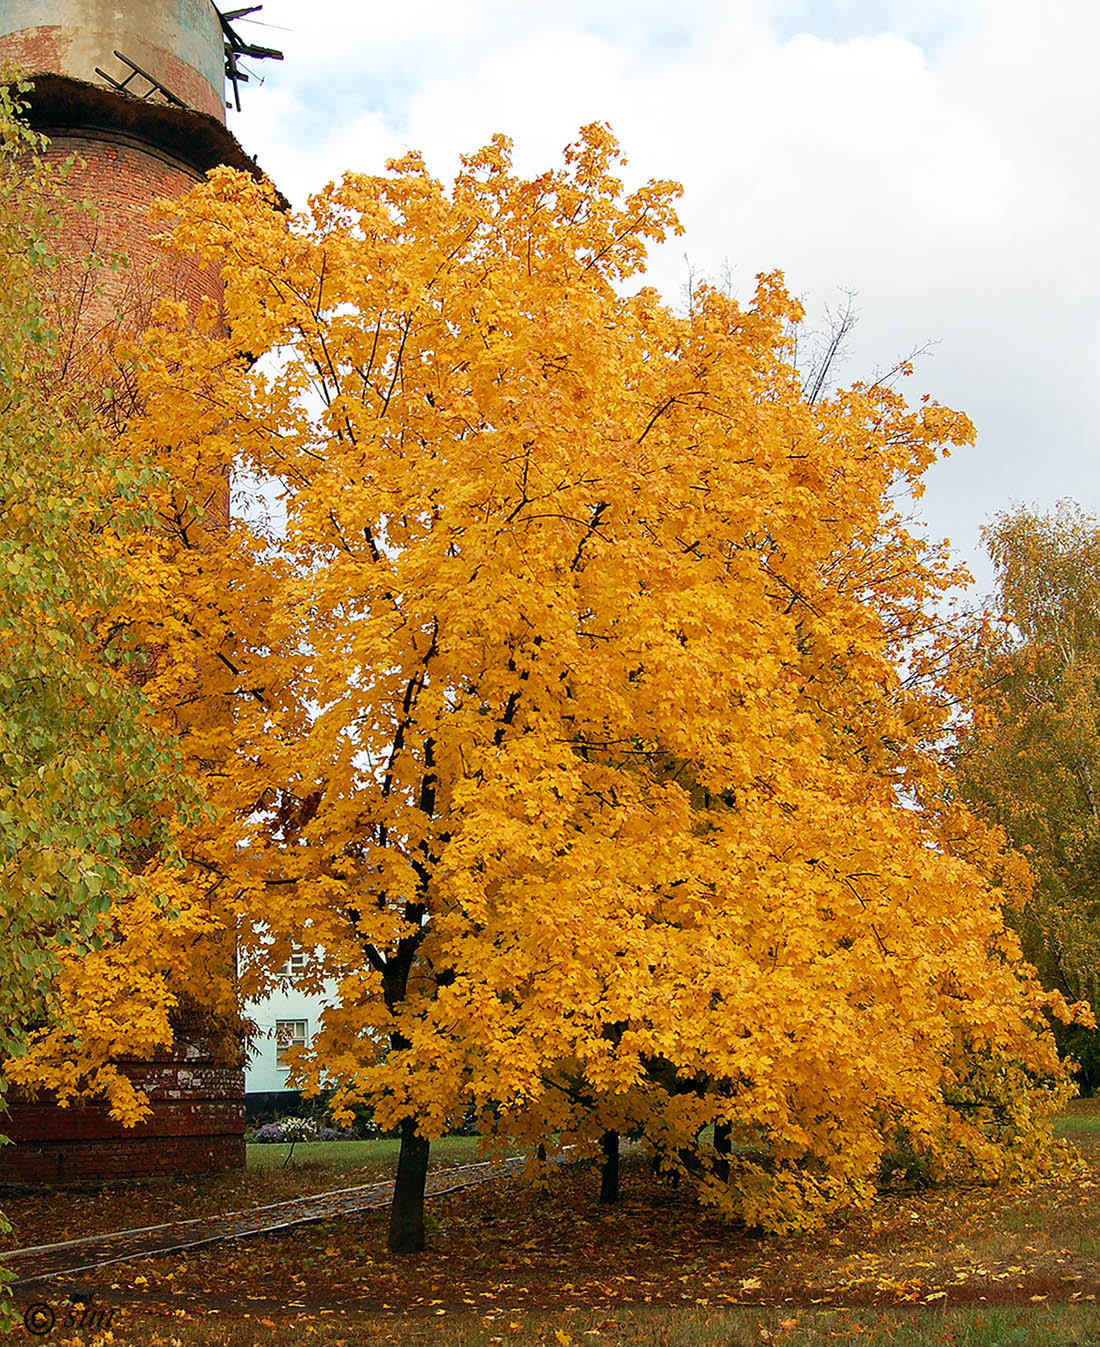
[252,1121,296,1143]
[250,1117,357,1143]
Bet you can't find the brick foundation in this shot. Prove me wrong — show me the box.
[0,1060,246,1188]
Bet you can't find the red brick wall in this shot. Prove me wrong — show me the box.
[0,1137,246,1187]
[41,128,230,523]
[44,131,223,330]
[0,1066,246,1187]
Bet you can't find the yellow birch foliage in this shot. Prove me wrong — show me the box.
[954,503,1100,1085]
[91,125,1074,1230]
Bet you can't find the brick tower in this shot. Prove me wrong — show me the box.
[0,0,280,1186]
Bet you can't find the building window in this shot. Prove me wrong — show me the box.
[275,1019,308,1070]
[279,948,308,979]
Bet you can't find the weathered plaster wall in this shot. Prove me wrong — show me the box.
[0,0,225,119]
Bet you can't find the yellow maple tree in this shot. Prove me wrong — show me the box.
[21,125,1079,1251]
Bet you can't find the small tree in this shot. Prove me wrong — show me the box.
[0,87,200,1319]
[132,126,1077,1251]
[955,502,1100,1088]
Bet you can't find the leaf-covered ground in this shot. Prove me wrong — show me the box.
[5,1105,1099,1345]
[3,1135,486,1247]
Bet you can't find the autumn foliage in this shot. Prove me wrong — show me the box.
[0,89,204,1320]
[954,503,1100,1087]
[11,124,1078,1247]
[0,90,200,1099]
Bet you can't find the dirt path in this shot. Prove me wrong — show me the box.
[2,1155,527,1288]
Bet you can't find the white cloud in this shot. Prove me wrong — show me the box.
[227,0,1100,591]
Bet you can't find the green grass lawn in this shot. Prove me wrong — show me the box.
[1052,1097,1100,1135]
[244,1133,486,1174]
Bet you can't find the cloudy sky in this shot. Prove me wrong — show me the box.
[226,0,1100,597]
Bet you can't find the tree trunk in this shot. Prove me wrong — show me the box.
[599,1129,620,1204]
[388,1116,431,1253]
[714,1120,731,1183]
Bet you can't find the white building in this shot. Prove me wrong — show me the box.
[244,950,338,1102]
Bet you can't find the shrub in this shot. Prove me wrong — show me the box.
[251,1116,359,1143]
